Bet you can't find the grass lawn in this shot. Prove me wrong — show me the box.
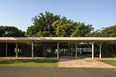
[99,60,116,66]
[0,59,58,67]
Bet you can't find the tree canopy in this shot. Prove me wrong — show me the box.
[92,25,116,37]
[25,11,93,37]
[0,26,25,37]
[25,12,60,37]
[24,11,94,57]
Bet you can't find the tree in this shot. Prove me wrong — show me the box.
[0,26,4,37]
[52,19,73,37]
[91,25,116,57]
[0,26,25,37]
[25,11,60,56]
[101,25,116,37]
[25,11,60,37]
[91,25,116,37]
[25,11,94,57]
[71,23,93,37]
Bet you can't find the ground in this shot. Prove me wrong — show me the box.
[0,57,116,68]
[0,67,116,77]
[58,57,116,68]
[0,57,116,77]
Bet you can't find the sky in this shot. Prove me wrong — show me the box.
[0,0,116,31]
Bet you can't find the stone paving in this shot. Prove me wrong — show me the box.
[58,57,116,68]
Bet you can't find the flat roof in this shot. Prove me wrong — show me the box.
[0,37,116,43]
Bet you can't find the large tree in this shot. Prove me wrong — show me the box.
[70,23,93,37]
[52,19,73,37]
[92,25,116,37]
[25,11,94,56]
[101,25,116,37]
[25,12,60,56]
[25,11,60,37]
[0,26,25,37]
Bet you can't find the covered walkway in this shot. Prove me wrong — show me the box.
[0,37,116,59]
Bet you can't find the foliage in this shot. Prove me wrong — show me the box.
[101,25,116,37]
[101,43,116,57]
[20,43,32,57]
[91,25,116,37]
[91,25,116,57]
[52,19,73,37]
[71,23,93,37]
[25,11,93,37]
[0,26,25,37]
[25,11,60,37]
[25,11,93,57]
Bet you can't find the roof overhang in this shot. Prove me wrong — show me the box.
[0,37,116,43]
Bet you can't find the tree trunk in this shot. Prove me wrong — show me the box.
[42,43,47,57]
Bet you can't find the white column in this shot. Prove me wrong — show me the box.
[6,43,8,56]
[99,43,101,58]
[32,42,34,59]
[92,42,94,59]
[16,43,18,57]
[57,42,59,59]
[80,48,82,54]
[75,43,77,58]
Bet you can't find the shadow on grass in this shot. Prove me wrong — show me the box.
[0,59,58,64]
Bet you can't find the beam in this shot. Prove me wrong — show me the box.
[75,43,77,58]
[57,42,59,59]
[16,43,18,57]
[6,43,8,56]
[32,42,34,59]
[92,42,94,59]
[99,43,102,58]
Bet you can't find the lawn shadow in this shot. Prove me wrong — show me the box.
[58,56,89,62]
[0,59,58,64]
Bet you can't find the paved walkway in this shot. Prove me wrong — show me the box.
[58,57,116,68]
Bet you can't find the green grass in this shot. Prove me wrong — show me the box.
[0,59,58,67]
[99,60,116,66]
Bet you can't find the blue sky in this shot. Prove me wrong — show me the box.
[0,0,116,31]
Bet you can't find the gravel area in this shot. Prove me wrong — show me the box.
[58,58,116,68]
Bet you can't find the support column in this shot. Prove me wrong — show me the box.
[6,43,8,56]
[99,43,101,58]
[32,42,34,59]
[92,42,94,59]
[16,43,18,57]
[57,42,59,59]
[75,43,77,58]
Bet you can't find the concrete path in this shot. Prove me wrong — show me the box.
[58,57,116,68]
